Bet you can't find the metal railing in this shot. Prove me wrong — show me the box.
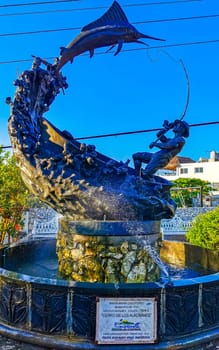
[18,206,216,239]
[161,207,214,236]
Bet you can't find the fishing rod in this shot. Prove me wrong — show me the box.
[1,121,218,149]
[149,59,190,148]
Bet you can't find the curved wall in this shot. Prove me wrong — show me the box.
[0,238,218,349]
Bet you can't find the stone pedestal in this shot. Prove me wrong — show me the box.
[56,220,161,283]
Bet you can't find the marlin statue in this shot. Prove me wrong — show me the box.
[56,1,165,71]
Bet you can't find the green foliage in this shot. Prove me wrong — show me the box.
[0,147,32,245]
[171,178,212,207]
[186,206,219,250]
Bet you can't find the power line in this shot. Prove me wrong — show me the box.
[1,13,218,37]
[0,0,202,17]
[0,39,219,65]
[0,0,79,9]
[123,38,219,51]
[136,13,219,25]
[2,121,219,148]
[123,0,202,7]
[0,26,80,37]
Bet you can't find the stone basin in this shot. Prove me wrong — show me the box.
[0,237,218,349]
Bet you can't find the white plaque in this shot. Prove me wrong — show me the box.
[95,297,157,344]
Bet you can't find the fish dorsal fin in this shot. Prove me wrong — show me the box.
[82,1,129,32]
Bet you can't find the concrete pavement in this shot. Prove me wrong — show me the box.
[0,335,49,350]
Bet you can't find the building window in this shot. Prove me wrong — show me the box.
[194,167,203,173]
[180,168,188,174]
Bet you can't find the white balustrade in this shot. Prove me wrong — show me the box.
[161,207,214,238]
[17,206,216,240]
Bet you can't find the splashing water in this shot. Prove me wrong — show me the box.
[142,240,169,279]
[127,223,170,281]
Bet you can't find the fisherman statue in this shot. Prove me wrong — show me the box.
[132,119,190,178]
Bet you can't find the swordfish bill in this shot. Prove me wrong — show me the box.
[56,1,165,71]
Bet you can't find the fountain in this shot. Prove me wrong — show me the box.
[1,1,219,349]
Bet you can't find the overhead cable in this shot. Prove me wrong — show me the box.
[0,0,79,9]
[0,0,202,16]
[0,39,219,65]
[1,13,218,37]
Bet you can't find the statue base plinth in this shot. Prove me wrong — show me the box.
[57,220,161,283]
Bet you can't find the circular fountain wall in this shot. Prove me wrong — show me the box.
[0,234,219,350]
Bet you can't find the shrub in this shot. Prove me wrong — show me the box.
[186,207,219,250]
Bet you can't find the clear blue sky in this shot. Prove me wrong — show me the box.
[0,0,219,165]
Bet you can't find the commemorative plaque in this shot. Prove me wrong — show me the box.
[96,297,157,344]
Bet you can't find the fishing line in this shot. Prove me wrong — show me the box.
[178,59,190,121]
[146,47,179,64]
[145,48,190,122]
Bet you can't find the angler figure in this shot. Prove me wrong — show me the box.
[132,119,190,178]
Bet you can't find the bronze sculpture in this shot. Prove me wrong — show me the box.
[7,2,184,222]
[133,119,189,178]
[57,1,165,70]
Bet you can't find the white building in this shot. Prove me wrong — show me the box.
[158,151,219,190]
[158,151,219,239]
[157,151,219,207]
